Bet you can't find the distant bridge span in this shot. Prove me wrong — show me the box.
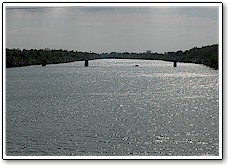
[41,59,177,67]
[82,59,177,67]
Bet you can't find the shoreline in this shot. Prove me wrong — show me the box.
[5,58,218,70]
[6,44,218,70]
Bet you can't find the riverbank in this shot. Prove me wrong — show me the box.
[6,44,218,69]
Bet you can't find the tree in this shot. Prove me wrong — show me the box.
[146,50,152,54]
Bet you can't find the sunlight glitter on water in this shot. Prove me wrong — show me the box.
[6,59,219,156]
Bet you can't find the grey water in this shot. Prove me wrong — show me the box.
[5,59,219,156]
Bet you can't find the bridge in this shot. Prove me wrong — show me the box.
[41,59,177,67]
[82,60,177,67]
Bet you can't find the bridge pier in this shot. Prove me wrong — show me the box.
[85,60,89,67]
[41,59,46,66]
[173,61,177,67]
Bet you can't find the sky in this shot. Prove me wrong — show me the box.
[5,5,219,53]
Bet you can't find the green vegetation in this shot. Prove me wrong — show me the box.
[6,44,218,69]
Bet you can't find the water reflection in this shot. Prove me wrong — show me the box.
[6,59,219,156]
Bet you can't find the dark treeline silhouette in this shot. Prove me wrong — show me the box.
[6,44,218,69]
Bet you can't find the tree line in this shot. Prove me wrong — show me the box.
[6,44,218,69]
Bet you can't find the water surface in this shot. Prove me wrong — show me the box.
[6,59,219,156]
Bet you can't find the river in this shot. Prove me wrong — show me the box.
[5,59,219,157]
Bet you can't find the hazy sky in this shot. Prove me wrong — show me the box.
[6,6,219,53]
